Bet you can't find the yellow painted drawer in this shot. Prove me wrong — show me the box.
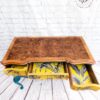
[4,62,69,79]
[68,64,100,90]
[4,65,28,76]
[28,62,69,79]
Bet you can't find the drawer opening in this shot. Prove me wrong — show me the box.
[4,62,69,79]
[68,64,100,90]
[3,64,28,76]
[28,62,69,79]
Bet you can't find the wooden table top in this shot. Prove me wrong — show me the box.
[1,36,95,65]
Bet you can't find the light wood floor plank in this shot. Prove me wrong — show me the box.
[25,79,42,100]
[11,78,33,100]
[79,90,97,100]
[0,76,13,94]
[0,78,24,100]
[39,79,52,100]
[63,80,82,100]
[0,62,100,100]
[52,79,69,100]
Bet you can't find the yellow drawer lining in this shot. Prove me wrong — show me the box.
[68,64,100,90]
[4,62,68,79]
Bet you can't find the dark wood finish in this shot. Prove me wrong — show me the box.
[1,36,95,65]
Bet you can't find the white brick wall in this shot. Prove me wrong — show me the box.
[0,0,100,61]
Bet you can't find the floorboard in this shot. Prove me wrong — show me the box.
[0,63,100,100]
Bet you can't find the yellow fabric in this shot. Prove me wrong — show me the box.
[4,65,28,76]
[30,62,67,79]
[4,62,67,79]
[69,64,92,85]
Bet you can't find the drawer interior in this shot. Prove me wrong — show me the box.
[4,64,28,76]
[28,62,68,79]
[68,64,100,90]
[4,62,69,79]
[4,63,100,90]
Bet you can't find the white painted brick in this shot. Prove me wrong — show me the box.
[0,0,100,61]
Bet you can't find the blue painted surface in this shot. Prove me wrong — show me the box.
[13,76,24,89]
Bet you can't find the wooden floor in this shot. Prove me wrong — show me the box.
[0,62,100,100]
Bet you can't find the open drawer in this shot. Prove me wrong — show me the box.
[68,64,100,90]
[3,62,69,79]
[28,62,69,79]
[1,37,97,90]
[3,64,28,76]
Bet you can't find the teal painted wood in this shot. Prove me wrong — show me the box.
[13,76,24,90]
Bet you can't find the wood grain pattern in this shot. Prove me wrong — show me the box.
[1,36,95,65]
